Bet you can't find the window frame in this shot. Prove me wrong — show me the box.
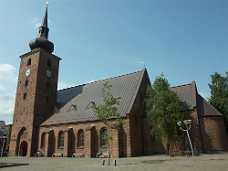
[100,127,108,148]
[77,129,84,148]
[58,131,65,149]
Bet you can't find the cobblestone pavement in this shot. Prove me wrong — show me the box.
[1,154,228,171]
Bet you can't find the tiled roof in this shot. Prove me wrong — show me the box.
[171,82,222,116]
[42,70,223,126]
[197,95,222,117]
[41,69,146,126]
[171,82,197,109]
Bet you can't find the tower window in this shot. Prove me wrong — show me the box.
[47,59,52,68]
[25,80,29,87]
[27,58,31,66]
[23,93,27,100]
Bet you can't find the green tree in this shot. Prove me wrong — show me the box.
[209,72,228,119]
[89,82,122,162]
[145,74,185,155]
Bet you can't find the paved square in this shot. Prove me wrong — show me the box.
[1,154,228,171]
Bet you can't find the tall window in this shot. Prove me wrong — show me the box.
[100,127,108,147]
[40,133,45,149]
[23,93,27,100]
[58,131,64,149]
[27,58,31,66]
[25,79,29,87]
[77,129,84,147]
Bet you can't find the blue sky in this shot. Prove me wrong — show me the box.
[0,0,228,123]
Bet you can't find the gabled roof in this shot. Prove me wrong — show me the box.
[171,82,223,117]
[42,70,223,126]
[41,69,146,126]
[197,95,222,117]
[171,82,197,109]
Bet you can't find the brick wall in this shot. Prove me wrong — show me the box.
[9,49,60,156]
[201,116,228,152]
[39,118,131,158]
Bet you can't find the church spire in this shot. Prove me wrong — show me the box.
[29,2,54,53]
[42,2,48,27]
[38,2,49,38]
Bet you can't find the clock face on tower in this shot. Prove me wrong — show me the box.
[25,68,31,77]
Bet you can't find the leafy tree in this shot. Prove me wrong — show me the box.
[145,74,186,155]
[209,72,228,119]
[89,82,122,162]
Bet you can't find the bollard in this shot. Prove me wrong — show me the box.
[114,159,117,166]
[102,159,105,166]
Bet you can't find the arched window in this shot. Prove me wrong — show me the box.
[77,129,84,147]
[58,131,64,149]
[40,133,46,149]
[100,127,108,147]
[27,58,31,66]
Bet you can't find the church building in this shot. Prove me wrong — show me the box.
[9,5,228,157]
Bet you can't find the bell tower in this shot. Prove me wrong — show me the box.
[9,3,61,156]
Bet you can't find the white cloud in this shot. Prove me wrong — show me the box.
[0,64,16,81]
[0,64,17,124]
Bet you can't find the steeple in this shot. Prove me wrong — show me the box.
[38,2,49,38]
[29,2,54,53]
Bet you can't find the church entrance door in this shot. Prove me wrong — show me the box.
[19,141,28,156]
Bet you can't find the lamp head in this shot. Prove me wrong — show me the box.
[183,119,192,126]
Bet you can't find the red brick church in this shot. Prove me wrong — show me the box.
[9,5,228,157]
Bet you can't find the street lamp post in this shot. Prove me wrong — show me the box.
[177,120,194,156]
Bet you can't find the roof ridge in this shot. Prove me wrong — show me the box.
[58,69,146,92]
[171,82,194,88]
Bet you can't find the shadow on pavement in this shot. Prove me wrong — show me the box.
[0,163,29,168]
[141,160,167,164]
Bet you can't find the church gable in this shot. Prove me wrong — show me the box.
[41,69,146,126]
[171,82,223,117]
[197,94,223,117]
[171,82,197,110]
